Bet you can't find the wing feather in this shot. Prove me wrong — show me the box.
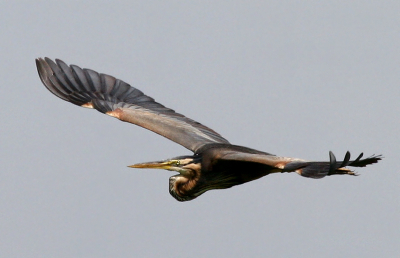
[36,58,229,152]
[218,149,381,178]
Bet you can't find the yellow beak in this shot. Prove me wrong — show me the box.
[128,160,175,170]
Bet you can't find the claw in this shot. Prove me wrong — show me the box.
[340,151,351,167]
[351,152,364,164]
[329,151,337,174]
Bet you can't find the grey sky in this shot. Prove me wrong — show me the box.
[1,1,399,257]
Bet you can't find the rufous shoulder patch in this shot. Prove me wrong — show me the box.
[106,108,123,119]
[81,102,94,109]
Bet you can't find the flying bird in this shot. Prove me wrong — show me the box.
[36,58,382,201]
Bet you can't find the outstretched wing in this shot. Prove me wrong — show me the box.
[218,149,381,179]
[36,58,230,152]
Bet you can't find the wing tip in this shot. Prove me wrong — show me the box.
[35,57,50,79]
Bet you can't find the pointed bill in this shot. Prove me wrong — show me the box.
[128,160,175,170]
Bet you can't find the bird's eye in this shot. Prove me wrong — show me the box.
[175,160,180,166]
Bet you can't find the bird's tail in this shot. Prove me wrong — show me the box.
[283,151,382,179]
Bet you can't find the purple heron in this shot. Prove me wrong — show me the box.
[36,58,381,201]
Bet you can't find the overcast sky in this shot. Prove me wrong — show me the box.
[1,1,399,257]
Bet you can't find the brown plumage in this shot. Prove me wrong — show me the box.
[36,58,382,201]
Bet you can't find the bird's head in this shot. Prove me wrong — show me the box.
[128,155,202,201]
